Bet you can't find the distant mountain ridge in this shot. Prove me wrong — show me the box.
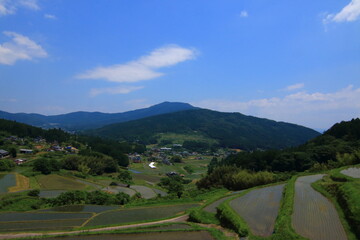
[86,108,320,150]
[0,102,196,131]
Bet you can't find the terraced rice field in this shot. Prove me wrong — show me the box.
[0,174,16,193]
[104,186,137,196]
[36,175,86,190]
[0,212,93,232]
[41,231,215,240]
[130,185,157,199]
[229,184,284,237]
[85,203,199,227]
[39,205,119,213]
[39,190,66,198]
[340,167,360,178]
[292,174,347,240]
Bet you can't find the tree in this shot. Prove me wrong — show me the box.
[171,155,182,163]
[118,169,132,185]
[9,148,17,158]
[0,159,15,171]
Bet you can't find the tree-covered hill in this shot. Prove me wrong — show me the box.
[86,109,320,150]
[0,102,196,131]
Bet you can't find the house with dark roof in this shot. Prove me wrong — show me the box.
[0,149,9,158]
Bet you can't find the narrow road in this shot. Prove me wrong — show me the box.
[0,215,189,240]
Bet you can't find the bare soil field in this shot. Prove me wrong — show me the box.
[229,184,284,237]
[292,174,347,240]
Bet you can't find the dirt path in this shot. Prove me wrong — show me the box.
[292,174,347,240]
[0,215,189,240]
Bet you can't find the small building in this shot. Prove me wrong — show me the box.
[160,147,172,151]
[0,149,9,158]
[14,159,27,165]
[20,149,33,154]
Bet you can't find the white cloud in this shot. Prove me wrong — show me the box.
[240,10,248,18]
[283,83,304,91]
[324,0,360,23]
[0,0,39,16]
[194,85,360,129]
[44,14,56,20]
[90,86,144,97]
[77,45,197,83]
[0,31,47,65]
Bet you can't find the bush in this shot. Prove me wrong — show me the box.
[28,189,40,197]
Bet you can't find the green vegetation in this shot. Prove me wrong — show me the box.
[197,166,277,190]
[86,109,319,150]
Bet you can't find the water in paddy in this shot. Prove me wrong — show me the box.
[0,174,16,193]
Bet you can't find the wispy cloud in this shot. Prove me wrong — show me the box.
[78,44,197,96]
[44,14,56,20]
[0,31,47,65]
[194,85,360,129]
[239,10,248,18]
[77,45,197,83]
[0,0,39,16]
[90,86,144,97]
[324,0,360,23]
[283,83,304,91]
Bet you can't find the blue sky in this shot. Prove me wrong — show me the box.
[0,0,359,130]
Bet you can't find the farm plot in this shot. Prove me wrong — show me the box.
[229,184,284,237]
[292,174,347,240]
[35,175,86,190]
[41,231,215,240]
[0,174,16,193]
[0,219,87,232]
[0,212,92,222]
[0,212,92,232]
[39,205,119,213]
[39,190,67,198]
[130,185,157,199]
[340,167,360,178]
[103,186,136,196]
[85,203,199,227]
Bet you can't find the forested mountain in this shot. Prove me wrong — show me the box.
[0,102,196,131]
[86,109,320,150]
[197,118,360,189]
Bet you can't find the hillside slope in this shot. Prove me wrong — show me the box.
[87,109,320,150]
[0,102,196,131]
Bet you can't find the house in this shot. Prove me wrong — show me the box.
[0,149,9,158]
[14,159,27,165]
[129,154,141,163]
[160,147,172,151]
[20,149,33,154]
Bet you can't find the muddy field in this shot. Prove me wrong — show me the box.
[229,184,284,237]
[292,174,347,240]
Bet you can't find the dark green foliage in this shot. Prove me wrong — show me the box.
[118,169,132,184]
[49,190,130,206]
[33,157,61,174]
[171,155,182,163]
[9,147,17,158]
[28,189,40,197]
[86,109,320,150]
[197,166,276,190]
[214,119,360,173]
[158,176,189,198]
[183,140,211,152]
[0,159,15,171]
[62,154,118,175]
